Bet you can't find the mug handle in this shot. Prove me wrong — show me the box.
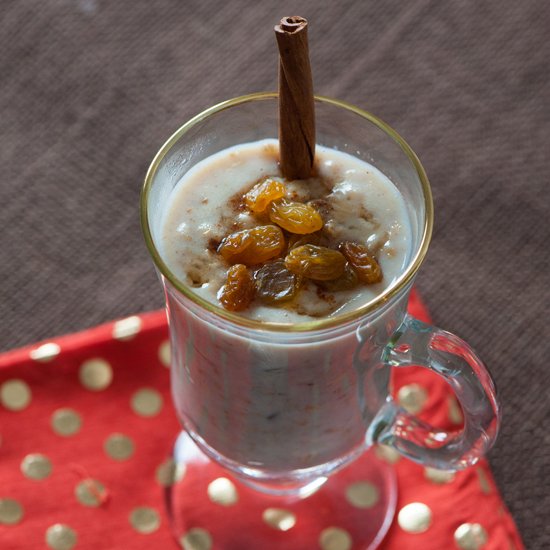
[373,314,500,470]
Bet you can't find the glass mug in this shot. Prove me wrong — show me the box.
[141,93,500,500]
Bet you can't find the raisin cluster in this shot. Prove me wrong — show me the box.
[216,178,383,311]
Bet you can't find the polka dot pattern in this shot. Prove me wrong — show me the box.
[262,508,296,531]
[374,444,400,464]
[112,316,142,341]
[207,477,238,506]
[131,388,163,417]
[345,481,379,508]
[75,479,106,507]
[398,502,432,533]
[0,310,522,550]
[79,359,113,391]
[45,524,77,550]
[158,340,171,368]
[51,408,82,436]
[30,342,61,363]
[448,395,464,425]
[454,522,488,549]
[0,498,24,525]
[424,467,456,484]
[477,468,492,494]
[397,383,428,414]
[129,507,161,534]
[180,528,213,550]
[1,379,32,411]
[21,453,52,480]
[155,458,186,487]
[319,527,353,550]
[104,433,135,461]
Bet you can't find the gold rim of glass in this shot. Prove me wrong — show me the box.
[141,92,433,332]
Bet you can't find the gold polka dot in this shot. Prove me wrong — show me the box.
[424,467,456,484]
[477,468,492,494]
[1,379,31,411]
[319,527,353,550]
[155,458,186,486]
[448,395,463,424]
[397,384,428,414]
[45,524,77,550]
[30,342,61,363]
[175,462,187,480]
[374,443,400,464]
[21,453,52,480]
[112,316,142,341]
[155,459,174,486]
[75,478,106,507]
[129,507,161,534]
[345,481,379,508]
[104,433,135,461]
[262,508,296,531]
[397,502,432,533]
[131,388,163,417]
[0,498,24,525]
[79,359,113,391]
[180,528,213,550]
[158,340,171,368]
[51,408,82,437]
[206,477,238,506]
[454,523,488,549]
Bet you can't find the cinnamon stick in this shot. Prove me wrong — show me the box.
[275,16,315,180]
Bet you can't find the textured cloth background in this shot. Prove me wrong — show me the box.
[0,0,547,547]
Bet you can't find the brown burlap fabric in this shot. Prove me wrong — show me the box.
[1,1,548,546]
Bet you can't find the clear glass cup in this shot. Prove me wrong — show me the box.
[141,93,500,547]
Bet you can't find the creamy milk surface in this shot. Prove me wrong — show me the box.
[160,139,411,321]
[161,139,413,471]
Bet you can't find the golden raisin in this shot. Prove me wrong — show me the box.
[340,241,383,284]
[217,225,285,266]
[254,260,299,303]
[244,179,286,213]
[287,232,321,252]
[285,244,346,281]
[269,199,324,234]
[217,264,255,311]
[316,263,359,292]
